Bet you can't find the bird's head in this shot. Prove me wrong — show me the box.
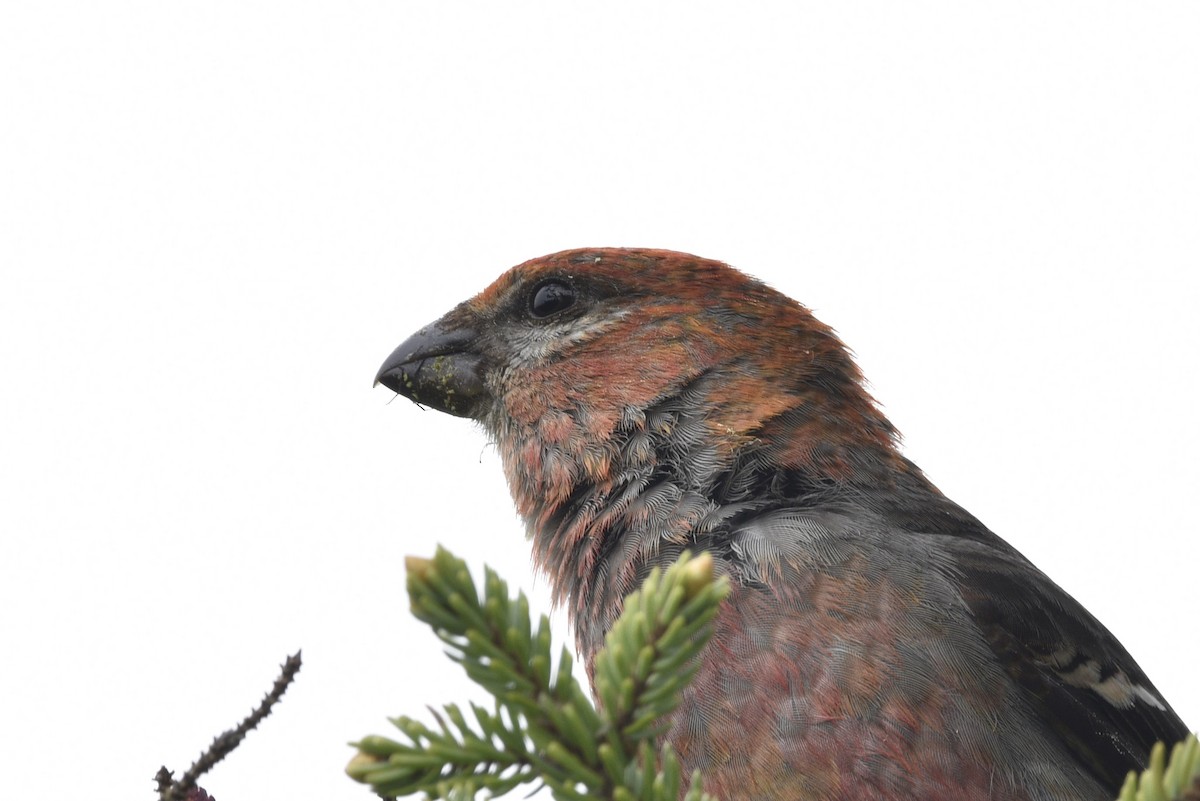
[377,248,904,615]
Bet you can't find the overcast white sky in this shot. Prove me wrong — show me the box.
[2,3,1198,799]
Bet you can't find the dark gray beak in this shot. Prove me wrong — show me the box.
[374,318,487,419]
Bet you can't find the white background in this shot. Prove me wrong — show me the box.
[2,3,1197,799]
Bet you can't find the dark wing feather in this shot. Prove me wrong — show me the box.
[841,459,1190,787]
[729,456,1189,792]
[708,420,1188,792]
[944,533,1189,789]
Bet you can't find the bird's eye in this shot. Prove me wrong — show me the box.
[529,280,577,318]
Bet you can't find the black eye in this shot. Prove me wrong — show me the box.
[529,280,577,318]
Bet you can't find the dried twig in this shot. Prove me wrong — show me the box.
[156,651,303,801]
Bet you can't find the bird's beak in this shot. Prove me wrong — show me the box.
[374,316,487,419]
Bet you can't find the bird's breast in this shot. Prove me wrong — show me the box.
[658,552,1110,801]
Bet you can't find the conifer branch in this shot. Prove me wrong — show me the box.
[1115,734,1200,801]
[347,548,727,801]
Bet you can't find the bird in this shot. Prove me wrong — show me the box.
[374,248,1188,800]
